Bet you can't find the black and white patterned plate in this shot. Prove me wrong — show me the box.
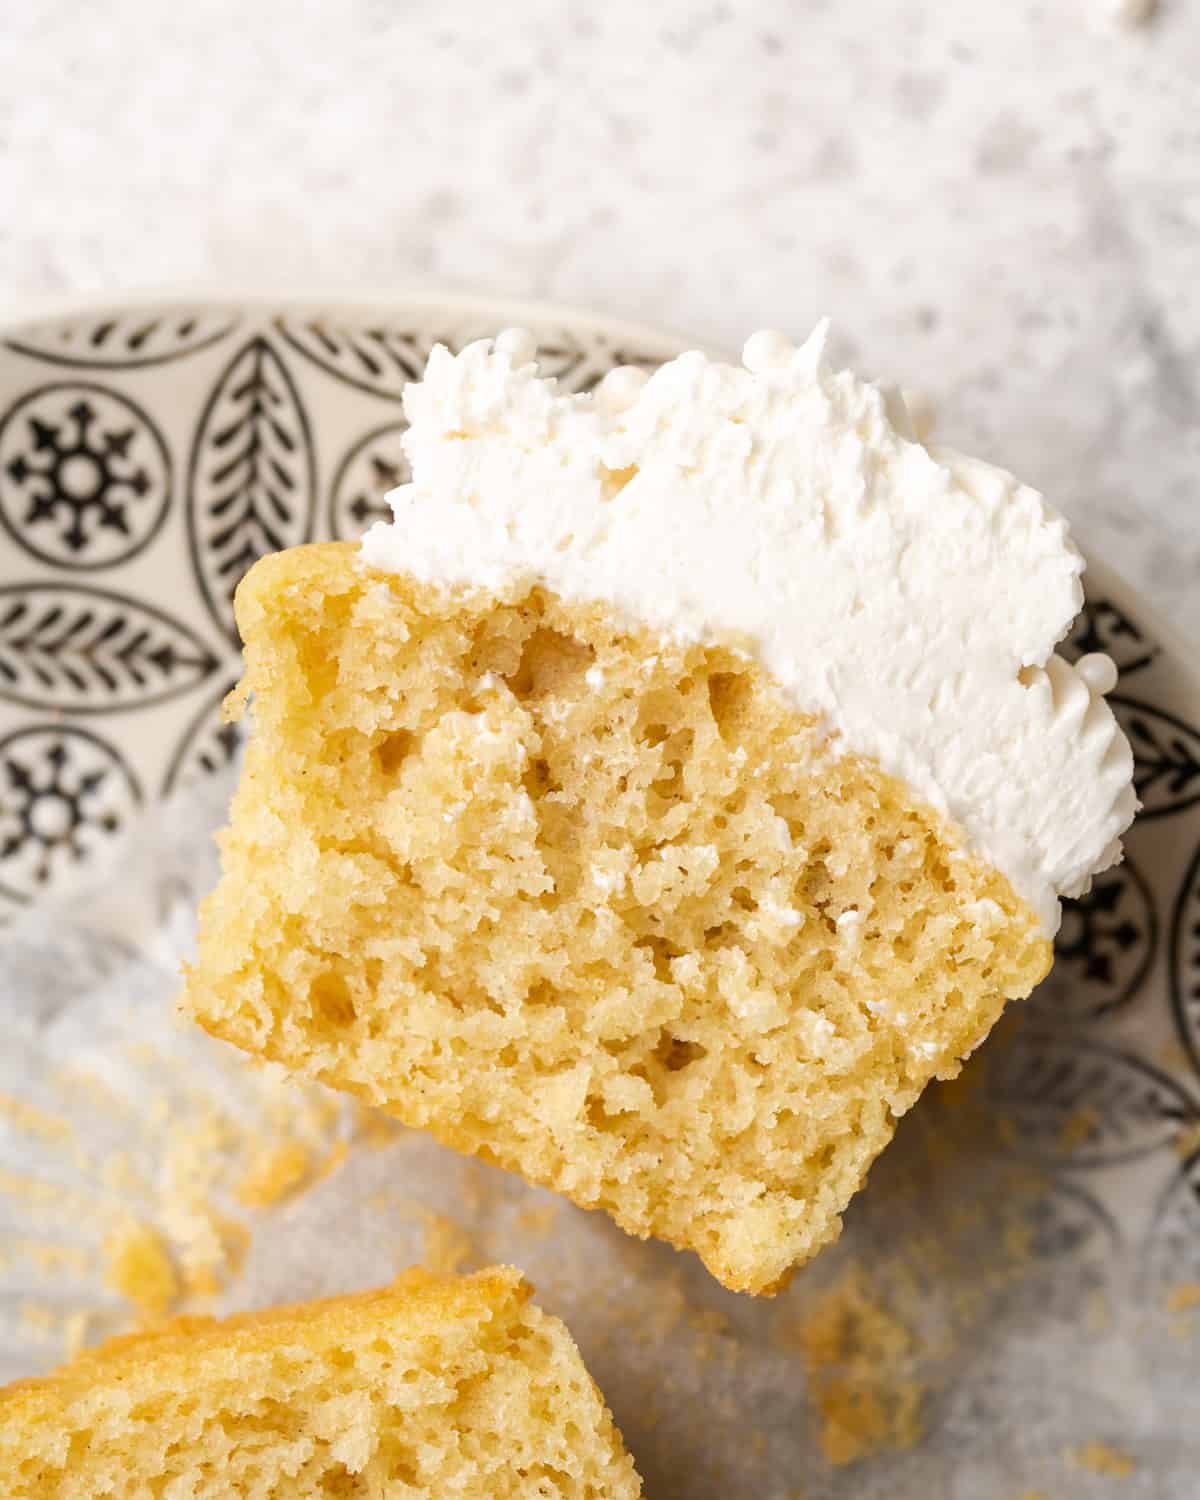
[0,296,674,922]
[1,295,1199,1426]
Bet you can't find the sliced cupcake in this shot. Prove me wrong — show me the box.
[184,327,1136,1294]
[0,1266,641,1498]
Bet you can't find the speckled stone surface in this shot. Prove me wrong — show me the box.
[2,0,1197,633]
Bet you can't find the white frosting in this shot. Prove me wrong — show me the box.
[361,325,1138,933]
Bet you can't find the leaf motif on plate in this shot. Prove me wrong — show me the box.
[187,337,315,644]
[1038,854,1157,1019]
[275,316,437,401]
[1016,1177,1121,1264]
[524,328,665,394]
[279,312,669,402]
[1169,839,1200,1081]
[446,321,668,394]
[0,583,220,714]
[0,887,27,926]
[1110,695,1200,819]
[985,1032,1196,1166]
[328,421,409,540]
[1142,1147,1200,1308]
[3,307,238,369]
[161,677,244,797]
[0,724,141,902]
[1063,596,1159,676]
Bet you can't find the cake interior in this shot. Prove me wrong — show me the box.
[186,542,1051,1294]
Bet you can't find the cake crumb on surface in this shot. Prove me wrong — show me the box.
[777,1267,926,1465]
[6,1239,93,1277]
[1165,1280,1200,1336]
[0,1092,72,1144]
[516,1201,560,1237]
[1071,1440,1135,1476]
[234,1139,312,1207]
[61,1311,91,1360]
[103,1220,179,1323]
[408,1207,478,1275]
[1058,1105,1101,1151]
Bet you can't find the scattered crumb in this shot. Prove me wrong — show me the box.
[2,1055,360,1344]
[778,1268,926,1465]
[0,1092,73,1144]
[100,1152,153,1199]
[308,1138,350,1188]
[1071,1440,1135,1477]
[630,1268,688,1346]
[409,1208,477,1274]
[184,1214,252,1300]
[1059,1105,1100,1151]
[1157,1038,1194,1076]
[516,1201,560,1237]
[235,1139,312,1208]
[457,1157,505,1218]
[1173,1119,1200,1161]
[61,1310,91,1359]
[1165,1281,1199,1339]
[1003,1220,1034,1262]
[0,1169,101,1222]
[53,1067,136,1120]
[19,1301,61,1340]
[103,1220,179,1323]
[16,1300,100,1360]
[10,1239,93,1277]
[994,1114,1019,1150]
[1085,1288,1111,1334]
[810,1375,924,1467]
[353,1107,407,1149]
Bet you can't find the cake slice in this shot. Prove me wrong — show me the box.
[184,327,1136,1294]
[0,1266,641,1499]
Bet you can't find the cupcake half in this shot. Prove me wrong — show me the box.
[0,1267,642,1498]
[184,328,1136,1294]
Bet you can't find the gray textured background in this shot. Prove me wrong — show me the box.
[2,0,1197,633]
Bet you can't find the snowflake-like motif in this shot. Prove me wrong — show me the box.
[0,726,140,901]
[0,384,170,568]
[1043,857,1156,1017]
[328,422,409,540]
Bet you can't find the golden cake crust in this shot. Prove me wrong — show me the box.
[0,1267,517,1416]
[186,542,1051,1293]
[0,1265,642,1500]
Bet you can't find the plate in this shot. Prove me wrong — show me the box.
[0,294,689,919]
[1,295,1198,1495]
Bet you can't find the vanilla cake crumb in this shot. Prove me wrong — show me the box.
[1071,1440,1135,1476]
[102,1221,179,1324]
[233,1138,312,1208]
[186,543,1050,1293]
[0,1266,642,1499]
[777,1267,926,1465]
